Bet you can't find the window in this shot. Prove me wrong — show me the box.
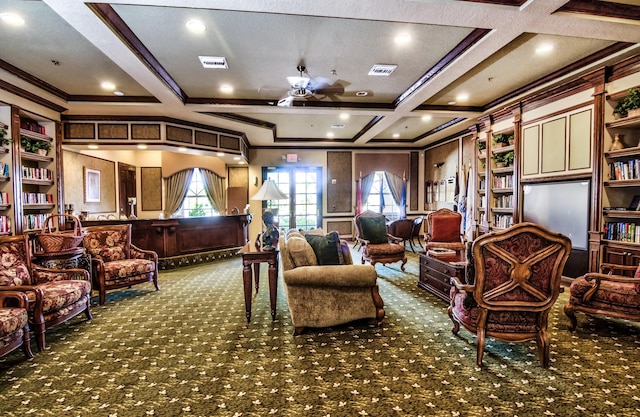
[363,171,400,221]
[265,167,321,230]
[180,168,218,217]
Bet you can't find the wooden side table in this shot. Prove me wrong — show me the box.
[418,250,467,302]
[238,242,279,323]
[32,247,92,278]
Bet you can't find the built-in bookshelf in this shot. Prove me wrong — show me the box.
[489,131,515,230]
[0,109,12,235]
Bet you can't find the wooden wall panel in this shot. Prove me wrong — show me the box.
[141,167,162,211]
[132,124,161,140]
[166,125,192,143]
[98,123,128,139]
[327,151,352,213]
[326,220,352,236]
[227,166,248,214]
[410,151,419,211]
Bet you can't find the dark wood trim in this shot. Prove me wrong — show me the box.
[483,43,634,111]
[607,54,640,83]
[87,3,188,103]
[188,97,394,110]
[521,102,593,127]
[201,112,276,130]
[393,28,491,108]
[274,137,355,144]
[353,116,385,141]
[520,79,593,114]
[413,117,466,141]
[556,0,640,22]
[68,95,159,103]
[0,59,68,101]
[413,104,483,113]
[460,0,526,5]
[519,172,592,184]
[0,80,67,113]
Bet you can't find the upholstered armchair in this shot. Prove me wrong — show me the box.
[355,211,407,271]
[83,224,159,305]
[0,234,92,351]
[565,262,640,330]
[280,229,384,335]
[448,223,571,367]
[0,290,33,360]
[424,208,465,251]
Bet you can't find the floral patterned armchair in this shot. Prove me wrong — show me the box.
[0,234,92,351]
[565,262,640,331]
[0,290,33,360]
[448,223,571,367]
[83,224,158,305]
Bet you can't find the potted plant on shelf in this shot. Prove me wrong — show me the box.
[492,133,511,148]
[492,153,506,168]
[502,151,514,167]
[0,128,10,147]
[477,140,486,158]
[20,135,32,153]
[613,87,640,119]
[33,140,51,156]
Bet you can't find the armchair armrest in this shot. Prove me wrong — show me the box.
[450,275,474,292]
[130,244,158,262]
[600,263,638,275]
[283,265,377,287]
[387,234,402,244]
[32,265,90,283]
[0,290,28,308]
[583,272,640,285]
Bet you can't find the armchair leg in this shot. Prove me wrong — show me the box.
[564,303,577,331]
[22,326,34,359]
[372,286,385,326]
[153,270,160,291]
[99,290,106,306]
[293,327,305,336]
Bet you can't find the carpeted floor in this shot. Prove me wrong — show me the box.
[1,249,639,417]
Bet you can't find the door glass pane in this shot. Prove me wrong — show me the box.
[266,168,320,230]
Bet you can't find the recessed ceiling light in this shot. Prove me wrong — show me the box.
[137,144,148,150]
[536,43,554,56]
[217,152,225,157]
[392,133,400,138]
[421,115,432,122]
[237,161,246,165]
[0,13,24,26]
[88,144,99,150]
[326,132,335,138]
[178,147,188,152]
[448,101,457,105]
[220,84,233,94]
[394,33,411,45]
[456,93,470,102]
[233,156,241,161]
[186,19,206,33]
[356,91,368,97]
[114,91,125,96]
[339,113,349,120]
[100,81,116,91]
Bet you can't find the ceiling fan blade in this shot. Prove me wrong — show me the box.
[315,83,345,96]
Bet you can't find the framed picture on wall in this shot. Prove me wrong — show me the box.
[85,168,101,202]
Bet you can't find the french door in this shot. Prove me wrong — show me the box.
[263,166,322,230]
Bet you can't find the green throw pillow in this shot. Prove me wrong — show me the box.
[305,231,341,265]
[359,215,388,244]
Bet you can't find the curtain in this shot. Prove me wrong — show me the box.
[360,173,375,208]
[200,168,226,214]
[164,169,194,218]
[384,172,404,206]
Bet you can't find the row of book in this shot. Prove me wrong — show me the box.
[22,166,53,180]
[603,222,640,243]
[0,216,10,233]
[23,214,48,231]
[608,160,640,181]
[0,162,9,177]
[494,194,513,208]
[20,119,45,135]
[493,174,513,189]
[478,178,486,190]
[0,192,8,205]
[22,192,53,204]
[493,214,513,229]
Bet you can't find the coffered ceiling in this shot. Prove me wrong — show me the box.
[0,0,639,152]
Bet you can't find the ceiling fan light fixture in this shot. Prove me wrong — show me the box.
[289,87,313,98]
[286,75,310,89]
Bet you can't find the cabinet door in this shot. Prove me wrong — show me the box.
[603,246,629,265]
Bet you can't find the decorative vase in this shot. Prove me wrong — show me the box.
[609,134,626,151]
[37,148,48,156]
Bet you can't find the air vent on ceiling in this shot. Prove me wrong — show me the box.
[198,56,228,69]
[331,124,345,129]
[368,64,397,76]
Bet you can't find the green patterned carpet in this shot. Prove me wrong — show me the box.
[1,249,639,417]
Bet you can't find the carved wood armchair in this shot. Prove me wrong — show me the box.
[355,211,407,271]
[0,234,92,351]
[0,290,33,360]
[83,224,159,305]
[448,223,571,367]
[565,262,640,330]
[425,208,465,251]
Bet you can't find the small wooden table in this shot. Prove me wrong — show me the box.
[238,242,279,323]
[418,250,467,302]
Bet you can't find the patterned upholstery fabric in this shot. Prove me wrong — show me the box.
[0,307,27,343]
[568,277,640,316]
[38,280,91,313]
[364,243,405,256]
[83,224,159,306]
[450,291,537,333]
[0,242,30,286]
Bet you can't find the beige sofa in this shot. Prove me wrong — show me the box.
[280,230,385,335]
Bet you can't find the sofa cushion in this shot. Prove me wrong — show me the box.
[286,236,318,267]
[359,216,388,244]
[305,231,343,265]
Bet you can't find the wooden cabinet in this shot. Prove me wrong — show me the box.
[601,88,640,262]
[418,251,466,302]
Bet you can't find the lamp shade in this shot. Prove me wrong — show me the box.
[251,180,288,201]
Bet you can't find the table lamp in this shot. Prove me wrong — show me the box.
[250,179,288,250]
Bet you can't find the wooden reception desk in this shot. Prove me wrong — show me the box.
[81,215,251,263]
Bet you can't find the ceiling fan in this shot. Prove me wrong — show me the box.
[277,65,345,107]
